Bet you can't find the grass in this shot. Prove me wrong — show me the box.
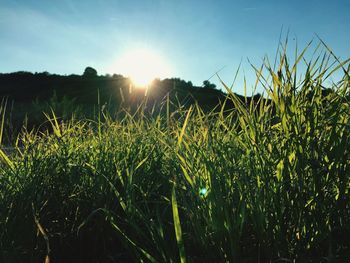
[0,41,350,262]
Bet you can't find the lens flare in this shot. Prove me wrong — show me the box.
[199,187,208,197]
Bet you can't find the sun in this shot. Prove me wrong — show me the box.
[113,48,172,87]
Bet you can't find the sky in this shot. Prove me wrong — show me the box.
[1,0,350,94]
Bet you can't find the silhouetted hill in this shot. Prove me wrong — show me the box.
[0,68,340,144]
[0,69,272,139]
[0,69,241,111]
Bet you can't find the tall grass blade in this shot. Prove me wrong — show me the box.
[171,186,186,263]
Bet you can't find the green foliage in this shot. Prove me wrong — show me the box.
[32,91,83,121]
[202,80,216,89]
[0,41,350,262]
[83,66,98,78]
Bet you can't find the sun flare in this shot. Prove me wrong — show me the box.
[113,48,172,87]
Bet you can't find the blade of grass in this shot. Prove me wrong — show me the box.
[172,186,186,263]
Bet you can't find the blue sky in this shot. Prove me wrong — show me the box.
[1,0,350,94]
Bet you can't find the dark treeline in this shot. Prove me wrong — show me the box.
[0,67,266,134]
[0,67,237,105]
[0,67,338,124]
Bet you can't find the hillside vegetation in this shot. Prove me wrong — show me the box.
[0,68,267,141]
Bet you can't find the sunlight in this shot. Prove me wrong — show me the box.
[113,48,172,87]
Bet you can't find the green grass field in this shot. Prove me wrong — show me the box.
[1,42,350,262]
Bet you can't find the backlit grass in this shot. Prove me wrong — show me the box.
[0,41,350,262]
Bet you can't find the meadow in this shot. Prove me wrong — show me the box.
[0,42,350,262]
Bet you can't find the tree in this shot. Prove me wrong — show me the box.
[83,67,98,78]
[112,73,124,79]
[202,80,216,89]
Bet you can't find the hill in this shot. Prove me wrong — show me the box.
[0,69,263,134]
